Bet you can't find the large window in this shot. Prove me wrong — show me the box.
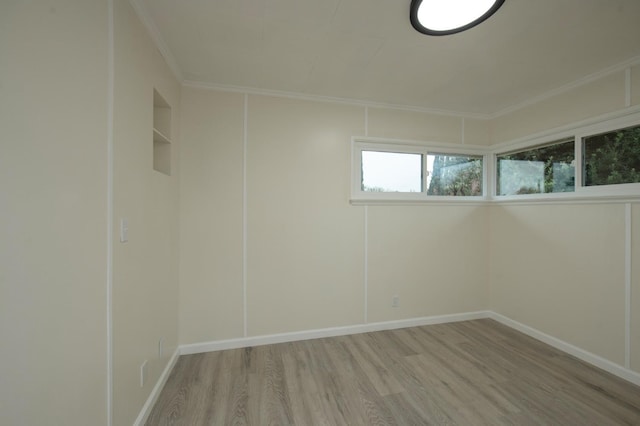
[583,124,640,187]
[352,140,486,201]
[496,139,574,196]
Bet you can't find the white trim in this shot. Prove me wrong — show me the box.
[488,312,640,387]
[183,57,640,120]
[140,310,640,411]
[490,109,640,202]
[490,55,640,118]
[106,1,114,424]
[179,311,490,355]
[625,203,632,369]
[491,104,640,151]
[363,205,368,324]
[182,80,489,120]
[491,195,640,206]
[128,0,184,82]
[133,348,180,426]
[484,151,493,198]
[118,1,640,121]
[350,199,490,206]
[243,94,248,338]
[351,136,490,154]
[350,137,489,203]
[626,68,632,108]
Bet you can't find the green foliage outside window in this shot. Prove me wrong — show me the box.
[497,140,574,195]
[583,125,640,186]
[427,155,483,196]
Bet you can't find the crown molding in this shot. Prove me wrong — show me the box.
[128,0,183,82]
[126,1,640,122]
[489,55,640,119]
[182,80,491,120]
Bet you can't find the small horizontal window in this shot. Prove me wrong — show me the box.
[583,124,640,187]
[496,139,575,196]
[427,154,483,196]
[352,139,486,202]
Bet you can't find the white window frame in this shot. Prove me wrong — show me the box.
[576,114,640,198]
[493,135,577,200]
[492,110,640,202]
[351,137,489,204]
[351,110,640,205]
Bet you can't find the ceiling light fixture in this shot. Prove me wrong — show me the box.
[410,0,505,36]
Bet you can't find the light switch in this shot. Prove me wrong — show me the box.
[120,218,129,243]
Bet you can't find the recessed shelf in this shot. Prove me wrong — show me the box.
[153,128,171,144]
[153,89,171,175]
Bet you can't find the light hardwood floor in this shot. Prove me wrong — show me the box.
[146,319,640,425]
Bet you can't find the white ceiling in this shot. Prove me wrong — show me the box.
[138,0,640,116]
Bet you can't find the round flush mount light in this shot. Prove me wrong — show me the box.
[410,0,505,36]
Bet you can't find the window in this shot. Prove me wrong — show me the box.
[496,139,575,196]
[362,151,423,192]
[427,153,483,196]
[353,114,640,204]
[583,124,640,187]
[352,139,486,201]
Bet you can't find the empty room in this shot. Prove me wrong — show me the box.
[3,0,640,425]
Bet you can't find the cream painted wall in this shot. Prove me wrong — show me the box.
[177,91,493,343]
[5,1,637,424]
[179,88,245,344]
[367,107,463,143]
[112,0,181,424]
[246,96,365,336]
[368,206,489,322]
[366,108,492,147]
[3,6,630,420]
[632,203,640,372]
[464,118,492,146]
[487,67,640,374]
[364,108,489,322]
[491,71,627,144]
[489,204,627,364]
[0,2,108,425]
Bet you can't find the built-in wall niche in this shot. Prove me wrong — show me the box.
[153,89,171,175]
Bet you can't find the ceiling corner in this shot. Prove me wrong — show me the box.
[127,0,184,83]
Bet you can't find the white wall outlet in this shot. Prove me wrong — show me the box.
[140,360,148,387]
[120,218,129,243]
[392,295,400,307]
[158,337,164,358]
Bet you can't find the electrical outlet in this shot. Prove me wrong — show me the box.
[140,360,148,387]
[120,218,129,243]
[158,337,164,358]
[392,295,400,307]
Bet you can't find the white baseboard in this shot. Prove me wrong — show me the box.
[133,347,180,426]
[488,312,640,387]
[179,310,491,355]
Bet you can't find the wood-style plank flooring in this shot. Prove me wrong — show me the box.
[146,319,640,425]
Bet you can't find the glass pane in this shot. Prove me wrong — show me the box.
[361,151,422,192]
[497,140,574,195]
[426,154,483,196]
[583,125,640,186]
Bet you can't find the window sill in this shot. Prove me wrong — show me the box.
[350,197,488,206]
[491,192,640,205]
[350,191,640,206]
